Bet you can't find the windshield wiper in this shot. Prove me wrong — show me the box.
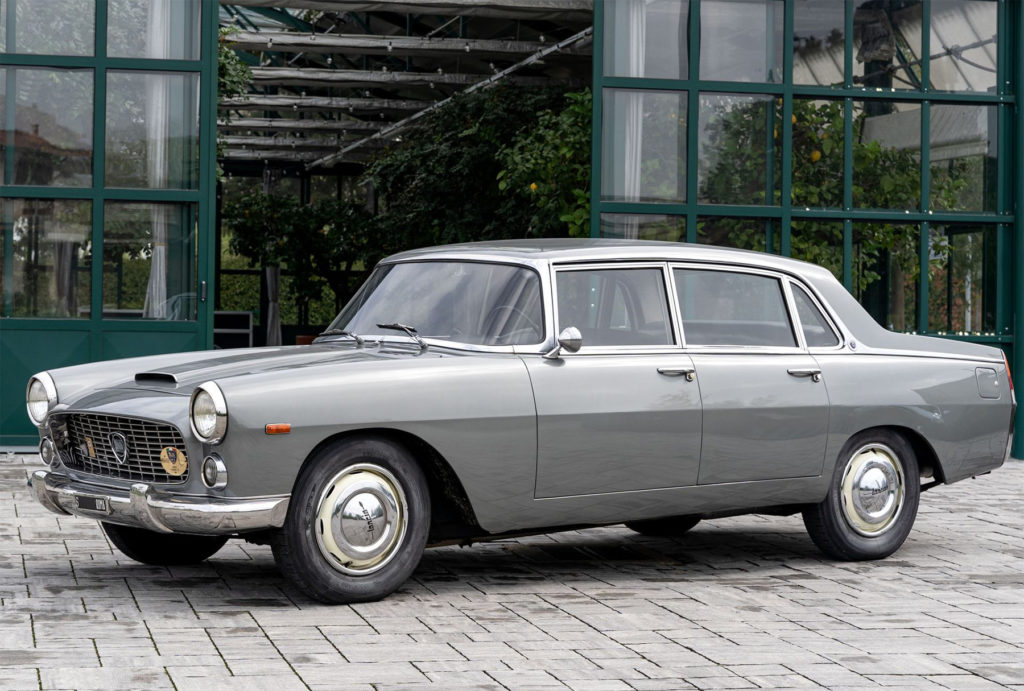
[317,328,365,346]
[376,322,428,351]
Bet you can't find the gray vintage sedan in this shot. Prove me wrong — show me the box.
[27,240,1015,602]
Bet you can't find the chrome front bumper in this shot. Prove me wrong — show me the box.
[31,470,289,535]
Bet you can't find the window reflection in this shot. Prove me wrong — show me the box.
[698,93,778,205]
[1,198,92,318]
[852,223,918,333]
[700,0,783,83]
[0,0,95,56]
[0,68,93,187]
[108,0,201,60]
[928,225,995,334]
[929,0,997,93]
[600,214,685,242]
[791,99,843,208]
[790,220,843,282]
[930,104,997,213]
[601,89,686,203]
[106,71,200,189]
[604,0,688,80]
[102,203,198,320]
[853,100,921,210]
[793,0,845,87]
[697,217,767,252]
[853,2,923,90]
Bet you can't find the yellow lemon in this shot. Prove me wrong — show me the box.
[811,150,822,162]
[529,182,538,192]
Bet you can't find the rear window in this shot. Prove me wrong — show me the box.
[791,283,840,347]
[674,268,796,347]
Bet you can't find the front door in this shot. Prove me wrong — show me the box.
[528,264,702,498]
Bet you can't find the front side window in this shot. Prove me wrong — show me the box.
[556,267,673,347]
[675,268,796,347]
[330,261,543,346]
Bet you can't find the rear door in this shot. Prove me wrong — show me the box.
[672,266,831,484]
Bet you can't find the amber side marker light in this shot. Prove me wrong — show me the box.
[265,423,292,435]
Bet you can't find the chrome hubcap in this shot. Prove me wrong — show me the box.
[840,443,905,537]
[315,464,407,575]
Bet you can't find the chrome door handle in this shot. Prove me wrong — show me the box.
[658,367,696,382]
[788,368,822,382]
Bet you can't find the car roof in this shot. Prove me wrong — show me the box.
[385,238,837,281]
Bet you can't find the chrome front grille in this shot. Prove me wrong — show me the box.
[63,413,188,484]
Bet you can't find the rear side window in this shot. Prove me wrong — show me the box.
[556,267,673,346]
[674,268,796,347]
[791,283,840,347]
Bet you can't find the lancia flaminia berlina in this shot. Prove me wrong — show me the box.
[27,240,1015,602]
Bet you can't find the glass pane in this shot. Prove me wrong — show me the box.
[929,0,997,93]
[599,214,685,242]
[1,68,93,187]
[697,216,767,251]
[603,0,688,79]
[102,203,198,320]
[853,100,921,210]
[310,175,338,202]
[106,71,200,189]
[928,225,996,335]
[791,99,843,208]
[0,0,94,55]
[791,283,839,347]
[108,0,201,60]
[601,89,686,203]
[675,269,796,347]
[852,222,918,332]
[930,104,997,213]
[2,198,91,318]
[793,0,845,87]
[700,0,783,83]
[698,93,779,205]
[853,2,923,90]
[556,268,673,346]
[790,220,843,282]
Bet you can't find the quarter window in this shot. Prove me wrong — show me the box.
[674,268,796,347]
[790,284,840,348]
[556,268,673,347]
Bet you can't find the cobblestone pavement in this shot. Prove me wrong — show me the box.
[2,452,1023,690]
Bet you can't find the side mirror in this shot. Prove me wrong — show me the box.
[543,326,583,360]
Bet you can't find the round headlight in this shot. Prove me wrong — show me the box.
[26,373,57,427]
[190,382,227,444]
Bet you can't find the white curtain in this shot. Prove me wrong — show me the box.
[142,0,171,319]
[621,1,647,238]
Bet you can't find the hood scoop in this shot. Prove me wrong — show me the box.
[135,371,179,384]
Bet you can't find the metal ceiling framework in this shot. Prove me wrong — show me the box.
[218,0,593,174]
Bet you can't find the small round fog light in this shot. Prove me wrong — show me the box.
[202,454,228,490]
[39,438,57,467]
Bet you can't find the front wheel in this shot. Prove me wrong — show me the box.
[803,430,920,561]
[102,523,227,565]
[272,437,430,604]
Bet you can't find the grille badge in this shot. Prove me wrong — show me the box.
[109,433,129,464]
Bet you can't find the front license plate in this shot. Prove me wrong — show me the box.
[75,496,110,514]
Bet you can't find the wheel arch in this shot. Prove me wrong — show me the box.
[299,428,482,539]
[844,425,946,487]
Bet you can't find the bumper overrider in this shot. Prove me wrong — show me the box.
[31,470,289,535]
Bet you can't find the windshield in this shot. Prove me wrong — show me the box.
[326,261,544,346]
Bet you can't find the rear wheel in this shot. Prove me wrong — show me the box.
[272,437,430,604]
[625,515,700,537]
[803,429,920,561]
[102,523,227,565]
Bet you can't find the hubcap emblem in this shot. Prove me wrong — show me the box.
[109,433,129,464]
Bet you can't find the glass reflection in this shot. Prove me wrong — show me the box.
[928,224,995,334]
[604,0,688,80]
[108,0,201,60]
[102,203,197,320]
[2,198,91,318]
[793,0,845,87]
[601,89,686,203]
[852,223,918,332]
[930,104,997,213]
[106,71,200,189]
[929,0,997,93]
[853,100,921,210]
[1,68,93,187]
[700,0,783,83]
[0,0,94,56]
[600,214,685,242]
[697,217,767,252]
[790,220,843,282]
[791,99,843,208]
[698,93,778,205]
[853,2,922,90]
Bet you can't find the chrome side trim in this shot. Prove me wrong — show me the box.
[31,470,288,535]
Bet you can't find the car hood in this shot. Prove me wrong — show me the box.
[126,344,449,394]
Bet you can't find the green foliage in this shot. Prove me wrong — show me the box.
[362,84,572,249]
[496,89,592,237]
